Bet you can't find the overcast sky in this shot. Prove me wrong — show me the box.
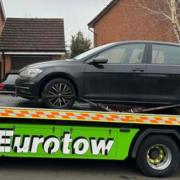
[2,0,112,46]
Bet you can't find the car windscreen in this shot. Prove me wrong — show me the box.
[4,74,19,84]
[74,43,116,60]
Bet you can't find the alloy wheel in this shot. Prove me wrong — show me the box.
[47,82,74,107]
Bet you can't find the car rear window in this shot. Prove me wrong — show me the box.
[152,45,180,65]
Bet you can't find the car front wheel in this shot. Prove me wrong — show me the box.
[42,78,76,109]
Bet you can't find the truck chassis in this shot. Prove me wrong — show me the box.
[0,106,180,177]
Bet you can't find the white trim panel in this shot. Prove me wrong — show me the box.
[3,52,65,55]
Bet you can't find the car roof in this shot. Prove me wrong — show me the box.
[78,40,180,61]
[109,40,180,47]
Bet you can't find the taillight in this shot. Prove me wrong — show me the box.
[0,83,5,90]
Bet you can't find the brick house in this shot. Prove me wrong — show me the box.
[88,0,176,47]
[0,1,65,80]
[0,0,5,80]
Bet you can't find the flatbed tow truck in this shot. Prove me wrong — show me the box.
[0,102,180,178]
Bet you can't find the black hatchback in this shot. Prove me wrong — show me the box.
[15,41,180,109]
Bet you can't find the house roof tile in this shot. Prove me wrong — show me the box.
[0,18,65,52]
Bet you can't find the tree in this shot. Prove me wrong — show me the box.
[136,0,180,42]
[70,31,91,58]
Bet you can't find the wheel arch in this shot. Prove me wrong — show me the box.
[130,128,180,158]
[39,73,78,98]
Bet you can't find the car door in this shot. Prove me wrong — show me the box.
[144,43,180,104]
[82,43,147,103]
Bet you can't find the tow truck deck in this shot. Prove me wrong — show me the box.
[0,106,179,126]
[0,106,180,177]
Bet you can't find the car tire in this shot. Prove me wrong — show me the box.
[42,78,76,109]
[136,135,179,177]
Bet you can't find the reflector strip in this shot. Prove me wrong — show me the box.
[0,107,179,126]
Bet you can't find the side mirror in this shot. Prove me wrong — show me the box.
[88,56,108,65]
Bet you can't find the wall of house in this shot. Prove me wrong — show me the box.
[0,7,5,80]
[0,57,3,80]
[0,55,11,80]
[93,0,176,46]
[5,55,11,73]
[0,56,2,80]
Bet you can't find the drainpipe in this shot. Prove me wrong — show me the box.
[88,27,97,47]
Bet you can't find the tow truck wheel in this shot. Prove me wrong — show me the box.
[42,78,76,109]
[136,135,179,177]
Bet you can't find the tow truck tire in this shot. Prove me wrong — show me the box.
[136,135,179,177]
[42,78,76,109]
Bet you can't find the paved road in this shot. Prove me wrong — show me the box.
[0,95,180,180]
[0,158,171,180]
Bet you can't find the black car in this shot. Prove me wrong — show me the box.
[0,71,19,94]
[16,41,180,109]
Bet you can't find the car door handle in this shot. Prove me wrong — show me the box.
[132,68,144,73]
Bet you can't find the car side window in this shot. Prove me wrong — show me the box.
[94,43,145,64]
[152,45,180,65]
